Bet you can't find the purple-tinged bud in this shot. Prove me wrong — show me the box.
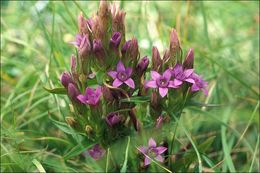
[110,32,122,48]
[129,38,139,62]
[121,40,131,56]
[70,55,77,73]
[111,4,126,41]
[156,115,163,128]
[87,144,106,160]
[137,56,149,75]
[152,46,162,71]
[102,86,114,102]
[163,48,170,63]
[86,18,93,30]
[170,28,180,51]
[105,112,121,127]
[129,108,141,132]
[79,34,91,58]
[68,83,80,103]
[93,39,105,62]
[60,72,74,88]
[78,12,89,34]
[183,48,194,69]
[169,28,181,65]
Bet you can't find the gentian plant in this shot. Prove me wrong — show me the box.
[45,1,209,172]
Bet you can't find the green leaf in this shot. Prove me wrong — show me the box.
[96,71,105,85]
[43,86,67,95]
[120,136,130,173]
[63,143,94,160]
[32,159,46,173]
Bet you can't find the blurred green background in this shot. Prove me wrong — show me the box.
[1,1,259,172]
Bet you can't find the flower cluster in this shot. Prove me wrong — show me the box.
[47,0,208,166]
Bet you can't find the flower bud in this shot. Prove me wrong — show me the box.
[79,34,91,58]
[111,4,126,42]
[110,32,122,49]
[85,125,94,136]
[183,48,194,69]
[152,46,162,71]
[65,116,77,127]
[105,112,121,127]
[137,56,149,76]
[68,83,80,103]
[93,39,105,62]
[78,12,86,34]
[169,28,181,65]
[129,38,139,61]
[155,115,163,128]
[162,48,170,63]
[60,72,74,88]
[129,108,141,132]
[102,86,114,102]
[121,40,131,56]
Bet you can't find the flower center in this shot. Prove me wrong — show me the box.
[157,77,169,88]
[117,71,128,81]
[148,148,157,158]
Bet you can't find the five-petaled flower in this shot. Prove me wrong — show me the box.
[108,61,135,89]
[105,112,121,127]
[138,138,167,166]
[145,69,179,98]
[77,86,102,106]
[171,64,195,86]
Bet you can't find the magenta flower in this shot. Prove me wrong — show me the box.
[138,138,167,166]
[87,144,106,160]
[60,72,74,88]
[145,69,178,98]
[105,112,121,127]
[110,32,122,48]
[171,64,195,86]
[108,61,135,89]
[190,73,208,95]
[77,86,102,106]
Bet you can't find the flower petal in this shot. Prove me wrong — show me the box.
[117,60,125,72]
[95,86,102,95]
[155,155,164,163]
[125,67,133,77]
[148,138,157,148]
[168,81,179,88]
[173,64,183,76]
[191,84,200,91]
[202,88,209,96]
[108,71,117,79]
[138,146,147,154]
[173,79,183,86]
[77,95,87,104]
[156,146,167,154]
[159,87,168,98]
[163,69,172,81]
[124,78,135,89]
[144,157,151,166]
[113,79,123,88]
[184,78,195,84]
[145,80,157,88]
[183,69,194,77]
[85,87,94,96]
[151,71,161,80]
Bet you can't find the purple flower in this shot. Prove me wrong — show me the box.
[137,56,149,75]
[77,86,102,106]
[108,61,135,89]
[138,138,167,166]
[171,64,195,86]
[190,73,208,95]
[87,144,106,160]
[183,48,194,69]
[105,112,121,127]
[110,32,121,48]
[145,69,178,98]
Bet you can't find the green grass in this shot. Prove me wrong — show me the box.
[1,1,259,172]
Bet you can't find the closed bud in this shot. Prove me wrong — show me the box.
[169,28,181,65]
[121,40,131,56]
[137,56,149,75]
[66,116,76,127]
[79,34,91,58]
[85,125,94,135]
[163,48,170,63]
[129,38,139,61]
[61,72,73,88]
[105,112,121,127]
[68,83,80,103]
[102,86,114,102]
[110,32,121,49]
[70,55,77,75]
[93,39,105,62]
[129,108,141,132]
[152,46,162,71]
[111,4,126,41]
[183,48,194,69]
